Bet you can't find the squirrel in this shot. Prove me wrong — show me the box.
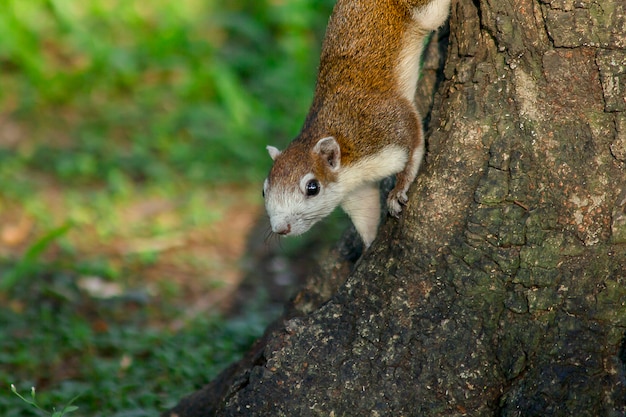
[263,0,451,248]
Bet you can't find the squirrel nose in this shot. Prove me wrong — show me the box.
[274,223,291,235]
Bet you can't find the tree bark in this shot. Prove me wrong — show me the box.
[165,0,626,415]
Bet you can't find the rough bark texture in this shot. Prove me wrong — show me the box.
[165,0,626,415]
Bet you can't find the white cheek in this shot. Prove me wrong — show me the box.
[264,183,344,236]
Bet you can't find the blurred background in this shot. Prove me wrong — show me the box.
[0,0,336,415]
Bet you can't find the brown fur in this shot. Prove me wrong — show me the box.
[264,0,449,247]
[276,0,428,173]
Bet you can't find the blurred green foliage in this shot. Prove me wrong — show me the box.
[1,268,277,416]
[0,0,335,415]
[0,0,334,186]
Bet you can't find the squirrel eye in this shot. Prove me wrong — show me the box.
[305,179,320,196]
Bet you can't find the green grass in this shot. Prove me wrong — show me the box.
[0,0,335,415]
[0,268,276,416]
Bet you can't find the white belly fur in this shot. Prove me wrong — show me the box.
[396,0,451,103]
[338,144,409,192]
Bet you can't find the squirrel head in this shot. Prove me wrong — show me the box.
[263,136,345,237]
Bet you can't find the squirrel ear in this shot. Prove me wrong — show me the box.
[313,137,341,170]
[266,145,281,161]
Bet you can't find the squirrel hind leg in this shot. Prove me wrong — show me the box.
[341,183,381,248]
[387,126,425,217]
[413,0,451,31]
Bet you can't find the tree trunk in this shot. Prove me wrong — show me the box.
[165,0,626,415]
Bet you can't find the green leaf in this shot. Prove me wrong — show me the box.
[0,222,73,291]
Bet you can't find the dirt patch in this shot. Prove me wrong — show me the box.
[0,183,265,321]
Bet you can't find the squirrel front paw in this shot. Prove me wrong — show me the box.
[387,189,408,218]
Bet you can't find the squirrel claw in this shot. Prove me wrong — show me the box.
[387,190,408,218]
